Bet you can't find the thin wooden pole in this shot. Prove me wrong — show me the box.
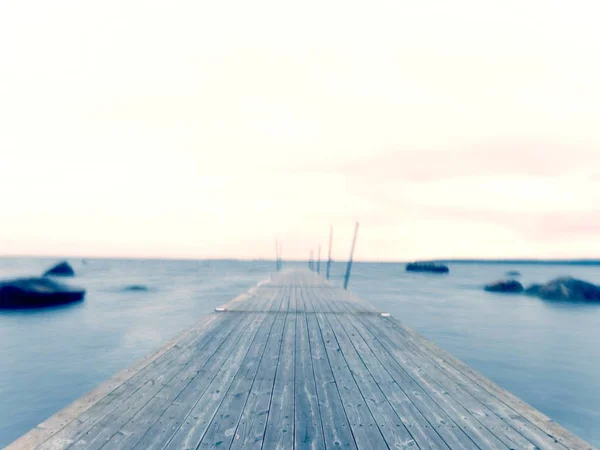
[326,226,333,280]
[278,242,282,270]
[343,222,359,290]
[317,245,321,274]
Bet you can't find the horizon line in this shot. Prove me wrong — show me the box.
[2,254,600,265]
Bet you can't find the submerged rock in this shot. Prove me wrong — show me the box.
[0,277,85,309]
[43,261,75,277]
[505,270,521,277]
[484,279,524,293]
[122,285,149,292]
[406,262,449,273]
[526,277,600,302]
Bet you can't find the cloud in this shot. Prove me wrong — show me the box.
[407,206,600,240]
[292,142,600,183]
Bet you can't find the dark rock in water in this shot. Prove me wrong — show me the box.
[505,270,521,277]
[43,261,75,277]
[484,279,524,293]
[0,278,85,309]
[524,284,542,296]
[526,277,600,302]
[406,262,449,273]
[122,285,149,292]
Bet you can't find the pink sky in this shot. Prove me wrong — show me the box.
[1,1,599,260]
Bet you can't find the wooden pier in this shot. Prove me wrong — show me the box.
[9,269,593,449]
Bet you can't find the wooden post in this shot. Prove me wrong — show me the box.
[317,245,321,274]
[343,222,359,290]
[326,226,333,280]
[278,242,282,270]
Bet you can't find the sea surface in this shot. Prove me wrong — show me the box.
[1,258,599,447]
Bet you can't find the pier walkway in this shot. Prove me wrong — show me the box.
[9,269,593,449]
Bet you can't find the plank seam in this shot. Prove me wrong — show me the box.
[160,287,282,449]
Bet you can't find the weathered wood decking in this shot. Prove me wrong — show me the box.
[9,269,594,449]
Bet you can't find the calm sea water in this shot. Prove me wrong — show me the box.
[1,258,599,447]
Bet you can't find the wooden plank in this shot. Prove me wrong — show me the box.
[305,312,357,449]
[319,273,593,450]
[129,315,257,450]
[196,284,290,449]
[321,286,532,449]
[305,273,369,314]
[396,322,593,450]
[135,287,283,450]
[100,292,284,449]
[332,312,453,450]
[228,308,287,449]
[63,310,255,450]
[311,310,389,449]
[263,300,296,449]
[325,288,517,449]
[371,316,569,449]
[318,309,417,449]
[336,312,478,450]
[289,283,297,312]
[34,313,236,450]
[316,289,483,450]
[223,272,284,312]
[163,279,286,450]
[356,314,518,449]
[194,314,280,449]
[294,288,325,450]
[7,313,223,450]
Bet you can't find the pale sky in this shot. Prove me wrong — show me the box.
[1,1,599,261]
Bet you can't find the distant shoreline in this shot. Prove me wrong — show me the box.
[435,259,600,265]
[1,255,600,265]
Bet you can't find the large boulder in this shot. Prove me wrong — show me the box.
[484,279,524,293]
[524,284,542,296]
[0,278,85,308]
[525,277,600,302]
[43,261,75,277]
[406,262,449,274]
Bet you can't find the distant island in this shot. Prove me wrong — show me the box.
[433,259,600,266]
